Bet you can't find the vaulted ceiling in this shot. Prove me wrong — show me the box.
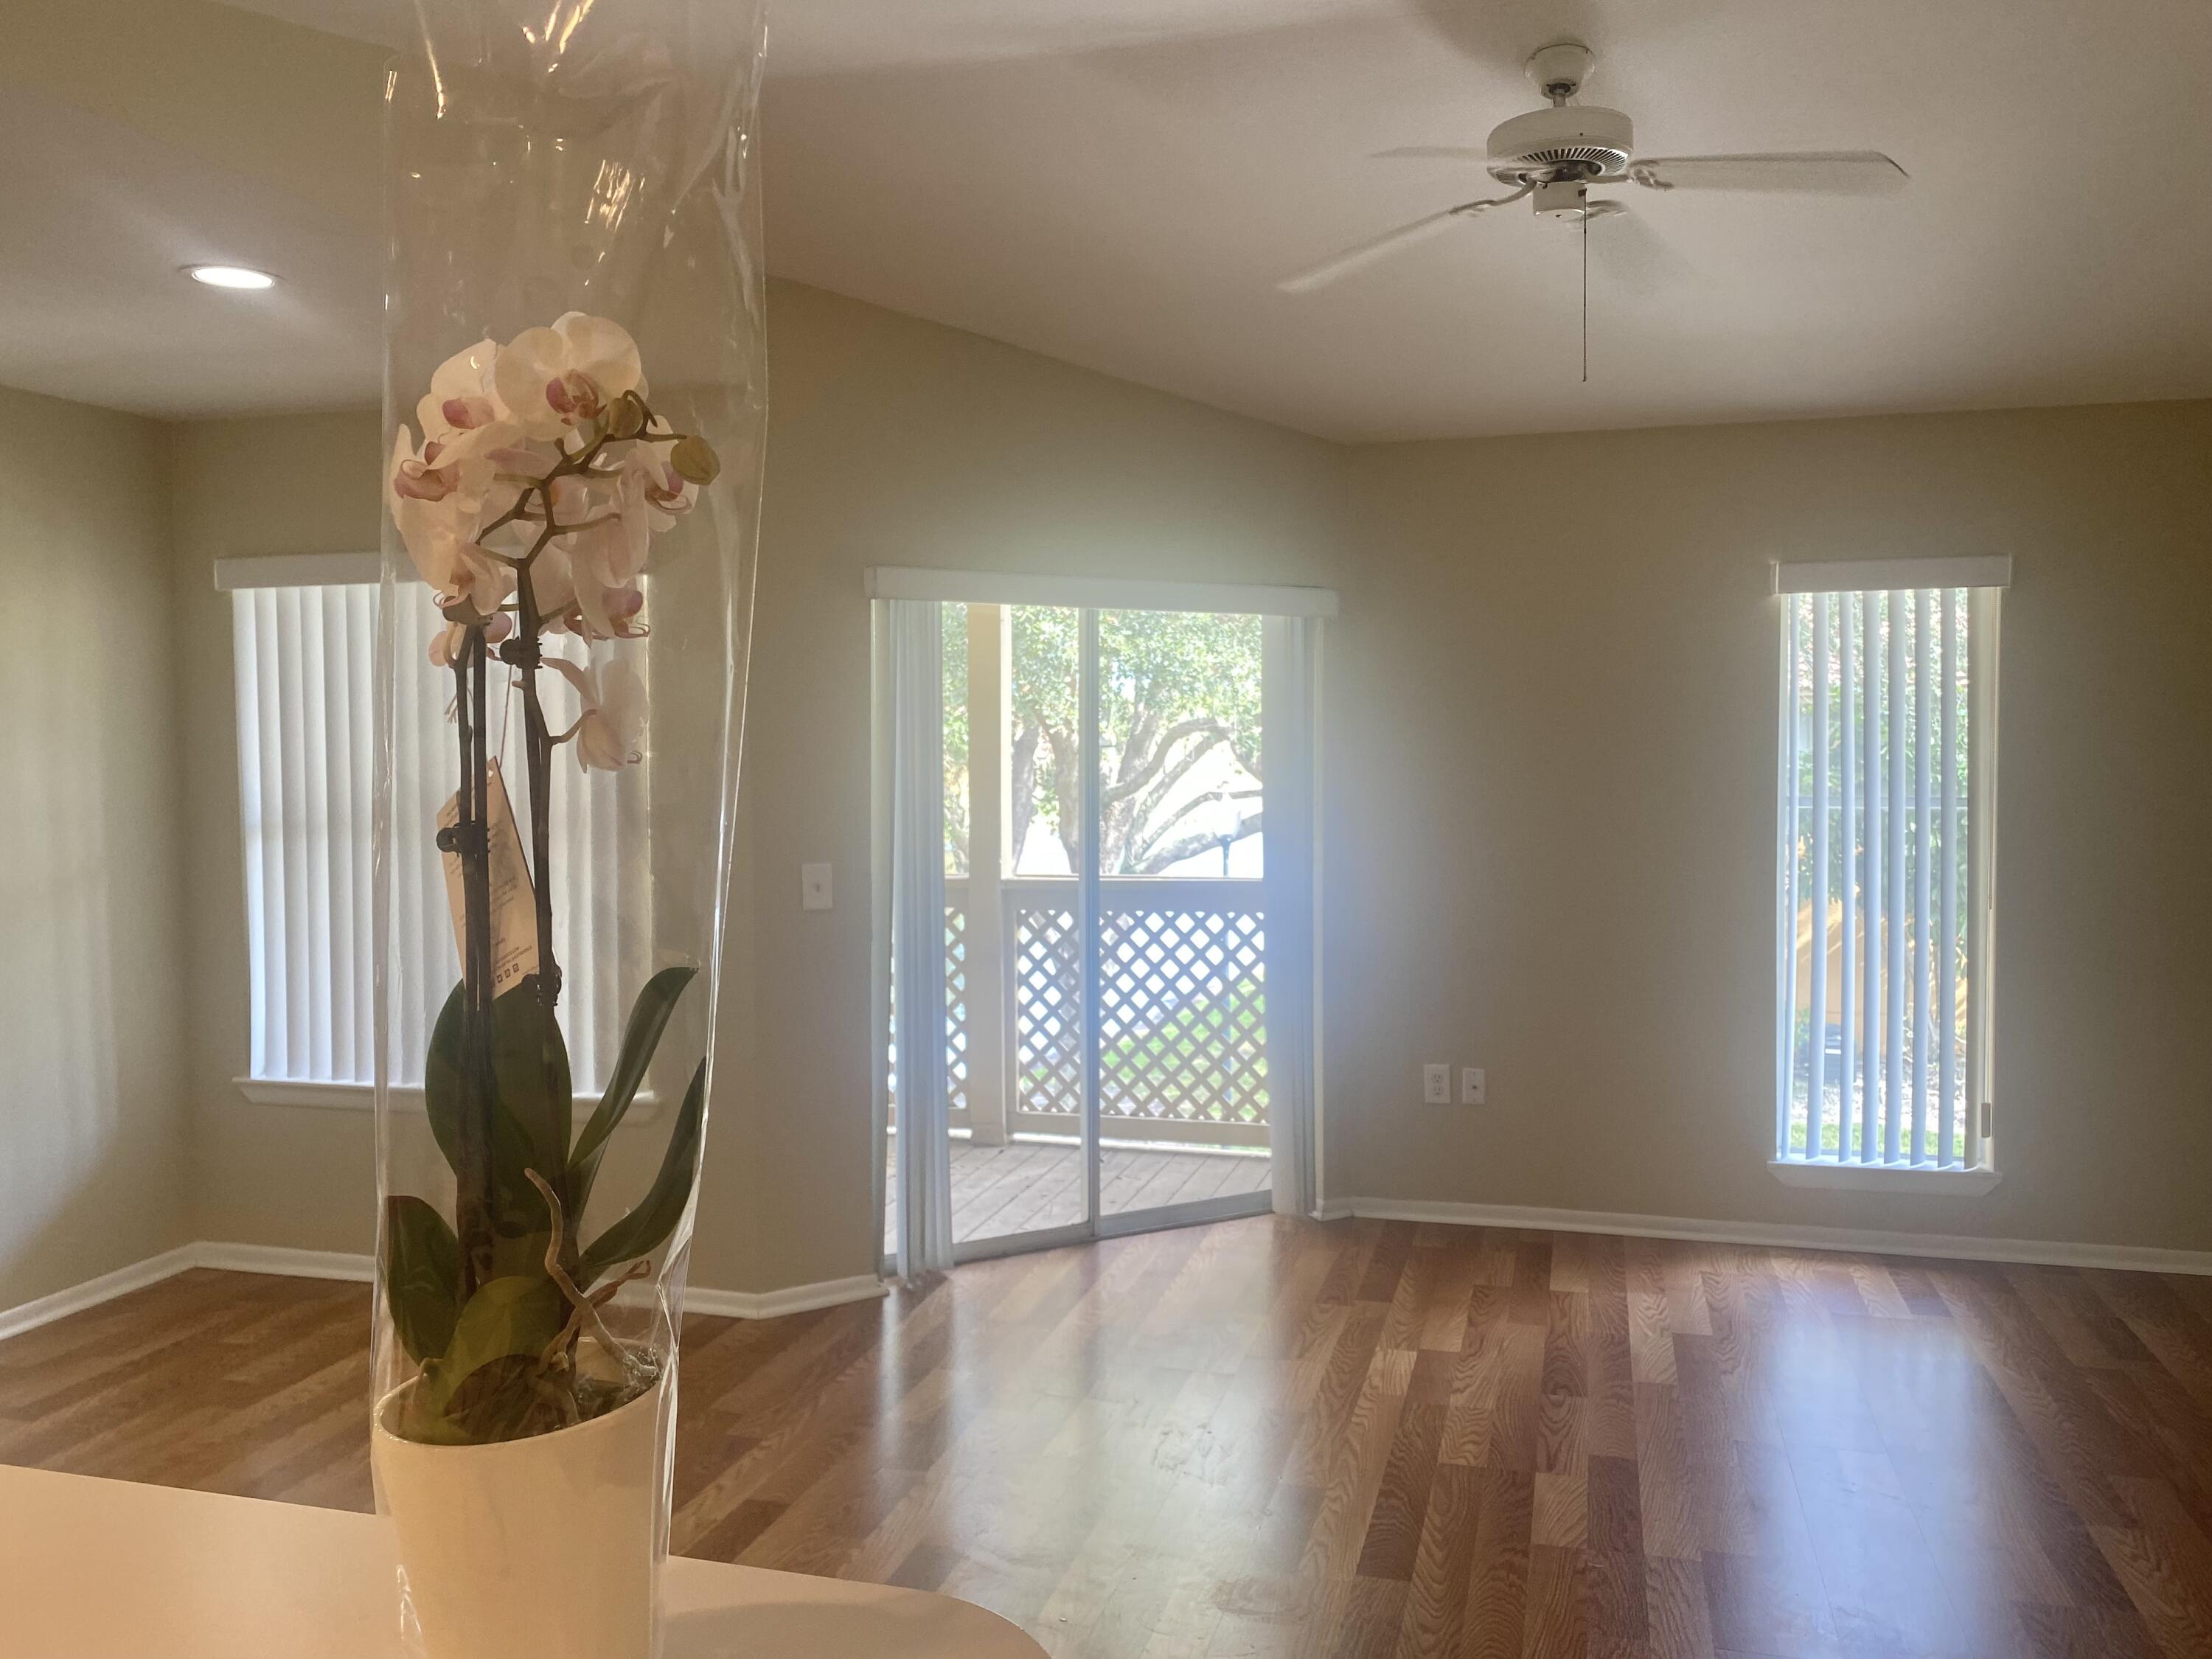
[8,0,2211,439]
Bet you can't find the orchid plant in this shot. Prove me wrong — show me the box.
[381,313,719,1446]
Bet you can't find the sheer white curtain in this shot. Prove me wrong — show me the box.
[1262,616,1322,1217]
[888,599,955,1276]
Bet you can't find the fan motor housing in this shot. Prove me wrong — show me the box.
[1486,105,1634,184]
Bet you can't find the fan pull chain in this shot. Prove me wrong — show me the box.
[1581,207,1590,383]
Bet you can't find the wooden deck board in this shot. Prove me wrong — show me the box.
[886,1137,1273,1250]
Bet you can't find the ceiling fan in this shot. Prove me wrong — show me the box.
[1280,41,1908,297]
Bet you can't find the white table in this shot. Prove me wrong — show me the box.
[0,1465,1045,1658]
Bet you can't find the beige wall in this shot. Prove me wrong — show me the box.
[171,411,386,1260]
[1327,400,2212,1253]
[170,279,1347,1291]
[167,326,2212,1290]
[737,283,1347,1287]
[142,306,2212,1293]
[0,386,189,1307]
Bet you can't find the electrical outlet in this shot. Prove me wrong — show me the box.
[1462,1066,1486,1105]
[1422,1064,1450,1105]
[801,862,833,911]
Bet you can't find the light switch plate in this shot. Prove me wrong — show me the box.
[800,862,832,911]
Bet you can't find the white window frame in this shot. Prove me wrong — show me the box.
[1768,556,2006,1194]
[217,553,647,1116]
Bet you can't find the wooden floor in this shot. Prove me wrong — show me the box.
[887,1136,1273,1251]
[8,1217,2212,1658]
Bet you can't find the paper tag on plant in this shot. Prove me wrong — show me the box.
[437,757,539,996]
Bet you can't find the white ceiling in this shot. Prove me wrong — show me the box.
[0,86,380,417]
[11,0,2212,439]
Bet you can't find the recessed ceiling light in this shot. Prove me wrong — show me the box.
[184,264,278,291]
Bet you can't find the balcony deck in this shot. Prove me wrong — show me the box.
[885,1136,1270,1251]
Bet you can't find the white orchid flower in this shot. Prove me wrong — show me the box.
[390,422,477,507]
[389,428,523,618]
[493,313,646,443]
[414,338,518,466]
[547,653,646,771]
[549,445,689,634]
[483,451,643,640]
[570,560,648,641]
[622,442,698,534]
[455,543,518,618]
[479,440,564,530]
[428,611,513,668]
[390,427,477,587]
[543,472,647,641]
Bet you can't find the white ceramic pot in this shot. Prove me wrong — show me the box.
[372,1375,667,1659]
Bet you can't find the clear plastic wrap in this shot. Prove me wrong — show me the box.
[370,5,766,1655]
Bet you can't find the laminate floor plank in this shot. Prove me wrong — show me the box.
[10,1223,2212,1658]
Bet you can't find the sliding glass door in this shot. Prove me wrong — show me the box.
[1092,608,1273,1231]
[883,595,1293,1267]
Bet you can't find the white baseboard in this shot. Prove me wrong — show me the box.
[193,1242,375,1282]
[684,1275,890,1319]
[0,1245,201,1343]
[1329,1196,2212,1276]
[192,1243,886,1318]
[19,1197,2199,1344]
[1,1243,887,1343]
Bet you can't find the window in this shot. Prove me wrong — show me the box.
[1773,558,2004,1184]
[225,559,641,1099]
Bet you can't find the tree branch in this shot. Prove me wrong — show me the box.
[1043,722,1082,871]
[1133,813,1264,876]
[1119,705,1161,788]
[1129,781,1245,866]
[1010,720,1039,866]
[1127,729,1228,829]
[1100,717,1225,810]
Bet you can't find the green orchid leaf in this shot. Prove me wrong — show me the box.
[487,1227,554,1281]
[425,979,569,1239]
[381,1195,460,1366]
[568,965,696,1218]
[423,980,467,1175]
[412,1274,566,1426]
[577,1058,706,1289]
[491,982,573,1204]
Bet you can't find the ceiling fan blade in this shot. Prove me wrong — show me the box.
[1277,209,1465,294]
[1585,201,1691,296]
[1630,151,1908,194]
[1373,146,1491,162]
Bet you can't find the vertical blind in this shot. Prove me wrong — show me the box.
[1776,582,1997,1170]
[232,581,644,1093]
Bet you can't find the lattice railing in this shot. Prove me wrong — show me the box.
[893,882,1268,1148]
[1102,906,1267,1127]
[887,902,968,1123]
[1012,880,1268,1144]
[945,904,969,1115]
[1012,905,1082,1117]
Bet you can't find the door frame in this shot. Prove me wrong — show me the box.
[869,571,1336,1273]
